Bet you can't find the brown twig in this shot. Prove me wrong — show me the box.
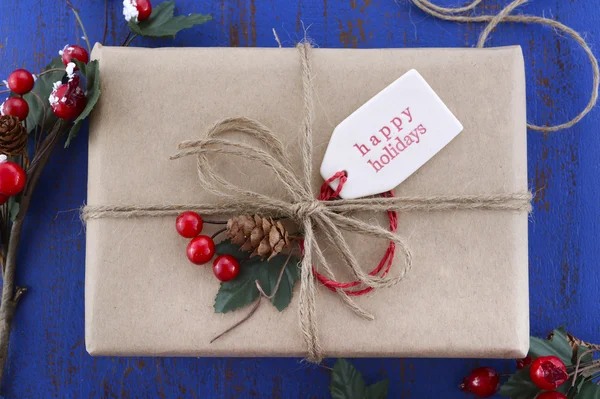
[210,297,262,344]
[0,120,68,391]
[121,32,132,47]
[203,219,228,225]
[211,227,227,240]
[210,252,294,344]
[64,0,91,53]
[256,252,292,299]
[37,68,66,77]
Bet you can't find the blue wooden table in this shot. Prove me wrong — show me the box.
[1,0,598,397]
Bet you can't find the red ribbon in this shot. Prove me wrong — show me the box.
[302,171,398,297]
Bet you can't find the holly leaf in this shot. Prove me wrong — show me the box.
[215,239,251,261]
[255,254,300,311]
[578,381,600,399]
[330,359,366,399]
[529,328,574,365]
[213,259,260,313]
[213,253,300,313]
[128,1,211,38]
[65,60,101,147]
[365,379,389,399]
[575,343,594,366]
[498,367,540,399]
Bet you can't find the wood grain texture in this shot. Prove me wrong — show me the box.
[0,0,598,397]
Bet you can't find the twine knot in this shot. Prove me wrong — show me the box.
[289,201,324,221]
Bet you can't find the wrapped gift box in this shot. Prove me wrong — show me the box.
[85,44,528,358]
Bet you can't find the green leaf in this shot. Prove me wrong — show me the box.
[213,252,300,313]
[365,379,389,399]
[72,59,87,78]
[47,56,64,69]
[213,259,260,313]
[578,381,600,399]
[255,254,300,311]
[576,344,594,366]
[529,328,574,365]
[128,1,211,38]
[557,375,587,398]
[7,196,19,222]
[498,367,540,399]
[330,359,366,399]
[215,239,251,261]
[65,60,101,147]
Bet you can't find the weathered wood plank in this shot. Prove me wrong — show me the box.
[0,0,598,397]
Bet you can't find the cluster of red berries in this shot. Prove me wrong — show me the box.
[461,356,568,398]
[175,211,240,282]
[2,70,34,121]
[2,44,89,122]
[50,44,90,120]
[0,156,26,205]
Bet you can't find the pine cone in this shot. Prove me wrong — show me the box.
[226,215,291,260]
[0,115,27,156]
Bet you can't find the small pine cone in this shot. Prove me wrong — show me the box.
[0,115,27,156]
[225,214,290,260]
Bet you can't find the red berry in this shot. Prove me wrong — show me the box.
[536,392,567,399]
[186,235,215,265]
[1,97,29,121]
[0,160,26,197]
[516,356,533,369]
[49,76,87,120]
[459,367,500,398]
[530,356,568,391]
[176,211,204,238]
[213,255,240,282]
[7,69,35,95]
[61,45,90,68]
[135,0,153,21]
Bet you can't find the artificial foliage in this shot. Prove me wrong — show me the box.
[213,239,301,313]
[459,328,600,398]
[499,329,600,399]
[0,0,211,392]
[329,359,389,399]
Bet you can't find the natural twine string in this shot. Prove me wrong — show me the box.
[81,0,598,362]
[411,0,599,132]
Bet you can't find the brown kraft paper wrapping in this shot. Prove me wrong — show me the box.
[85,44,529,358]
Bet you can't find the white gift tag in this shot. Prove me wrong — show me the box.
[320,69,463,199]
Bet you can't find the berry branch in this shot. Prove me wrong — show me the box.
[210,252,295,344]
[0,120,69,390]
[462,328,600,398]
[0,1,212,392]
